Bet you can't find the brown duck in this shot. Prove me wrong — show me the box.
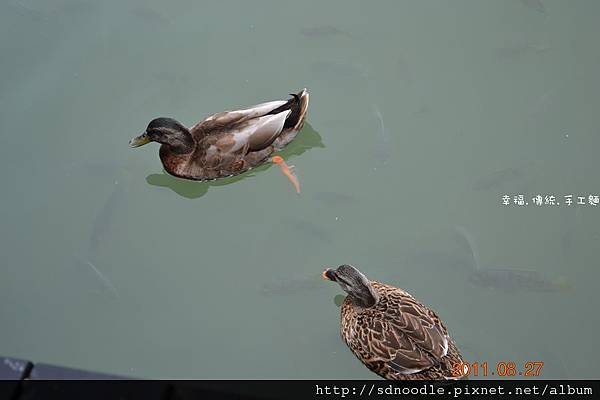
[323,264,466,380]
[129,89,309,181]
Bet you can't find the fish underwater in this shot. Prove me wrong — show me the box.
[282,216,332,244]
[300,25,353,39]
[455,226,570,292]
[75,258,119,298]
[520,0,546,14]
[8,0,50,21]
[88,180,126,257]
[73,179,127,298]
[472,167,525,191]
[468,268,570,292]
[271,156,300,194]
[371,104,392,169]
[496,43,550,60]
[358,60,394,169]
[129,4,170,25]
[403,248,468,272]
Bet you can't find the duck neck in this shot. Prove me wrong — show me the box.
[350,283,379,308]
[166,131,194,154]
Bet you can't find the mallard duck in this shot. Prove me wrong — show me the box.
[322,264,465,380]
[129,89,309,181]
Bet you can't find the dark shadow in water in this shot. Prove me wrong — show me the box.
[334,294,346,307]
[145,122,324,199]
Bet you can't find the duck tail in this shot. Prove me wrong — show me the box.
[268,88,309,132]
[290,88,309,131]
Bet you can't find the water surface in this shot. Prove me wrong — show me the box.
[1,0,599,379]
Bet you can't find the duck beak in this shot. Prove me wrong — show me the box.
[129,132,151,148]
[322,268,336,281]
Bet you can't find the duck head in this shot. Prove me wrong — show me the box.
[323,264,379,308]
[129,117,194,154]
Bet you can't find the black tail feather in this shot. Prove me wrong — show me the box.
[267,90,305,130]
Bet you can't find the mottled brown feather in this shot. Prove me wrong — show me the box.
[340,281,465,380]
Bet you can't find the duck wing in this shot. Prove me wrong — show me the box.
[199,109,292,161]
[190,98,290,135]
[358,285,450,375]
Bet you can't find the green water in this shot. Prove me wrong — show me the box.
[1,0,598,379]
